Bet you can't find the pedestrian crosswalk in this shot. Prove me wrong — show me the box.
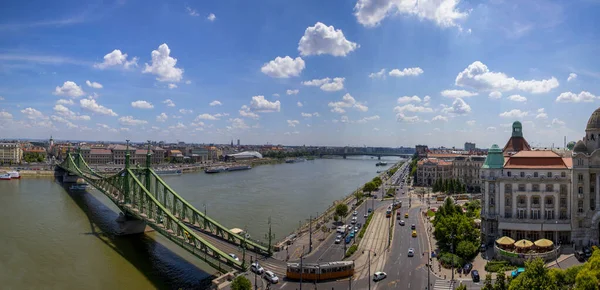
[432,280,454,290]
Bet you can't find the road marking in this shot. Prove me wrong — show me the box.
[408,282,411,288]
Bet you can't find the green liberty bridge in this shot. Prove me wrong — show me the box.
[56,141,273,273]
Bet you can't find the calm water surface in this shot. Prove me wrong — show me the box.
[0,157,402,289]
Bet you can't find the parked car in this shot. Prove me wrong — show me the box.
[364,213,369,218]
[353,210,358,216]
[480,244,487,252]
[251,262,264,274]
[373,271,387,282]
[511,268,525,278]
[335,235,342,244]
[584,247,592,258]
[345,236,352,244]
[575,250,585,262]
[471,270,480,282]
[264,271,279,284]
[463,263,472,274]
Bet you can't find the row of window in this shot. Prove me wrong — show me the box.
[504,184,568,193]
[491,195,566,207]
[506,171,567,178]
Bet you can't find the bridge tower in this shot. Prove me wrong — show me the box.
[124,140,131,204]
[145,140,152,190]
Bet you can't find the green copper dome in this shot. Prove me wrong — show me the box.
[482,144,504,169]
[512,121,523,137]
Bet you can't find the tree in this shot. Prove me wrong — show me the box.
[372,176,383,187]
[456,283,467,290]
[333,214,340,223]
[482,273,494,290]
[363,182,377,195]
[456,240,478,260]
[230,275,252,290]
[494,273,507,290]
[335,203,349,217]
[509,258,557,290]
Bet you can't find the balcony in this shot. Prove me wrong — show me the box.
[497,217,570,224]
[578,194,584,199]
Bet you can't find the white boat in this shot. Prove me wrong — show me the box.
[7,171,20,179]
[0,173,11,180]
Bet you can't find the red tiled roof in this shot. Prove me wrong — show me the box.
[503,136,531,156]
[427,153,460,158]
[418,158,452,166]
[504,150,569,169]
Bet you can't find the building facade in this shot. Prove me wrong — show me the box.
[465,142,476,151]
[452,155,486,192]
[0,143,22,164]
[481,145,573,245]
[416,158,452,186]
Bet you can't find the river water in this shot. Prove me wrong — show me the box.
[0,157,402,289]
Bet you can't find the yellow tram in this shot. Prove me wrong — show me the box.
[286,261,354,281]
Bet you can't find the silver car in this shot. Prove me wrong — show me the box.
[264,270,279,284]
[408,248,415,257]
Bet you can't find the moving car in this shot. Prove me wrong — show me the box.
[364,213,369,218]
[399,220,405,226]
[511,268,525,278]
[229,253,239,261]
[405,213,409,218]
[471,270,480,282]
[368,208,373,213]
[251,262,264,274]
[408,248,415,257]
[412,230,417,237]
[353,210,358,216]
[335,235,342,244]
[264,271,279,284]
[411,224,416,230]
[373,271,387,282]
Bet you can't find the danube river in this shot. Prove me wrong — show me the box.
[0,157,402,289]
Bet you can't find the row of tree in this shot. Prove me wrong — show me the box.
[362,176,383,195]
[262,150,316,159]
[23,152,46,163]
[432,178,466,195]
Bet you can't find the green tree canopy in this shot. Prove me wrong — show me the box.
[335,203,349,217]
[494,273,507,290]
[372,176,383,187]
[482,273,494,290]
[363,181,377,194]
[509,258,557,290]
[231,275,252,290]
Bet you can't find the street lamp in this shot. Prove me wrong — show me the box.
[363,249,376,290]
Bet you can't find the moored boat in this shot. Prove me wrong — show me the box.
[226,165,252,171]
[205,166,226,173]
[0,173,11,180]
[69,184,88,191]
[7,171,20,179]
[155,169,183,176]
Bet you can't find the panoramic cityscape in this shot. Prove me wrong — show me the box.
[3,0,600,290]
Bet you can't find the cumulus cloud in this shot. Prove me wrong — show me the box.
[0,111,13,119]
[556,91,597,103]
[261,56,305,78]
[567,73,577,82]
[53,104,90,121]
[432,115,448,122]
[287,89,300,95]
[163,99,176,107]
[328,93,367,113]
[248,95,281,112]
[131,100,154,109]
[356,115,380,123]
[397,96,422,103]
[186,6,199,16]
[168,83,178,89]
[168,122,187,130]
[489,91,502,99]
[85,80,103,89]
[239,106,260,119]
[441,89,477,98]
[389,67,423,77]
[507,94,527,102]
[209,100,222,106]
[80,98,118,116]
[394,104,433,113]
[456,61,559,94]
[207,13,216,21]
[143,43,184,82]
[369,69,386,79]
[156,113,168,122]
[119,116,147,126]
[21,107,45,119]
[179,109,193,114]
[228,118,249,130]
[298,22,358,57]
[301,112,319,117]
[297,101,303,107]
[396,113,419,123]
[287,120,300,127]
[486,127,497,132]
[302,77,345,91]
[441,98,471,115]
[535,108,547,119]
[53,81,85,98]
[499,109,528,118]
[550,118,566,128]
[57,99,75,106]
[196,113,220,121]
[466,120,476,126]
[423,96,431,106]
[94,49,138,69]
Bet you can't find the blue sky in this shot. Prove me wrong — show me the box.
[1,0,600,148]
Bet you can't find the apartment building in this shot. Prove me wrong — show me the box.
[0,143,22,164]
[416,158,453,186]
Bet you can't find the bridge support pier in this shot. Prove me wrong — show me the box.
[62,172,80,183]
[116,212,148,235]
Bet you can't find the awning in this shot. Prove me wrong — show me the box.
[498,222,542,231]
[543,223,572,231]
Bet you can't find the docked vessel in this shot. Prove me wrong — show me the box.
[8,171,20,179]
[226,165,252,171]
[69,184,88,191]
[376,161,388,166]
[205,166,226,174]
[285,158,306,163]
[0,173,11,180]
[155,169,183,176]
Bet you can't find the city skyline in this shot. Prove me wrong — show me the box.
[1,0,599,148]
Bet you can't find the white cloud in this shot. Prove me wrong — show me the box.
[297,101,303,107]
[466,120,476,126]
[196,113,220,121]
[354,0,469,29]
[207,13,216,22]
[441,89,477,98]
[499,109,528,118]
[228,118,249,130]
[567,73,577,82]
[535,108,548,119]
[53,81,85,98]
[185,80,191,85]
[432,115,448,122]
[209,100,222,106]
[396,113,419,123]
[441,98,471,115]
[489,91,502,99]
[186,6,199,16]
[287,120,300,127]
[486,126,497,132]
[550,118,566,128]
[507,94,527,102]
[389,67,424,77]
[80,98,118,116]
[143,43,184,82]
[168,122,187,130]
[0,96,4,101]
[261,56,305,78]
[168,83,178,89]
[85,80,103,89]
[179,109,193,114]
[57,99,74,106]
[456,61,559,94]
[21,107,45,119]
[373,127,379,131]
[397,96,422,104]
[272,93,280,98]
[0,111,13,119]
[298,22,358,57]
[53,104,90,121]
[156,113,168,122]
[556,91,597,103]
[423,96,431,106]
[287,89,300,95]
[301,112,319,117]
[163,99,175,107]
[356,115,380,123]
[190,121,204,127]
[328,93,367,113]
[302,77,345,92]
[369,69,386,79]
[131,100,154,109]
[249,95,281,112]
[94,49,138,69]
[239,106,260,119]
[119,116,147,126]
[393,104,433,113]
